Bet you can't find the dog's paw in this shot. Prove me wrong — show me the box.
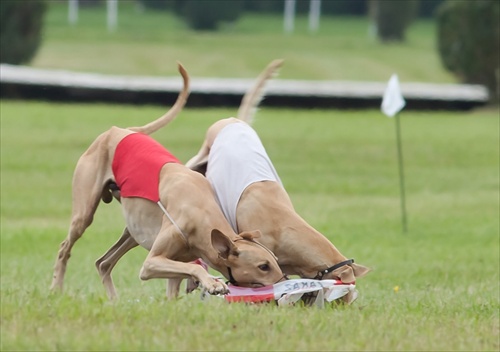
[203,279,229,296]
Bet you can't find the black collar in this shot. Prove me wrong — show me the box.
[314,259,354,280]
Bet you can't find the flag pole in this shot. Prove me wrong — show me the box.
[394,112,408,233]
[381,74,408,234]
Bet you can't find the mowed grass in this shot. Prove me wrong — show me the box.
[31,1,456,83]
[1,100,499,351]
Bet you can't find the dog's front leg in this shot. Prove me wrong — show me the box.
[166,277,196,297]
[140,256,228,299]
[95,227,139,300]
[167,258,208,296]
[166,278,182,298]
[139,227,228,299]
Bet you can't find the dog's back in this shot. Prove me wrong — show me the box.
[207,122,282,231]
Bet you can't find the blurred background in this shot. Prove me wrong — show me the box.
[1,0,498,105]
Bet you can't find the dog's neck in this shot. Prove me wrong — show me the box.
[238,182,347,278]
[276,217,348,278]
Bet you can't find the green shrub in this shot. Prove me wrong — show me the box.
[369,0,419,42]
[175,0,243,31]
[136,0,174,11]
[79,0,103,7]
[437,0,499,102]
[0,0,47,65]
[418,0,444,18]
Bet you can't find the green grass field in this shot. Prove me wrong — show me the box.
[31,1,456,83]
[0,100,498,351]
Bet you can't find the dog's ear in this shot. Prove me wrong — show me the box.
[338,263,371,283]
[352,263,371,278]
[238,230,261,241]
[211,229,239,260]
[338,266,356,284]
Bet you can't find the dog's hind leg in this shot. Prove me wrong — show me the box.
[184,140,210,171]
[51,144,111,292]
[95,227,139,300]
[51,209,97,292]
[185,118,239,173]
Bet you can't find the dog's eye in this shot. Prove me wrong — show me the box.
[258,264,270,271]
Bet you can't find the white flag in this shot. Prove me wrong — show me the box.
[381,74,406,117]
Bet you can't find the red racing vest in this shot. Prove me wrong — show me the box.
[112,133,180,202]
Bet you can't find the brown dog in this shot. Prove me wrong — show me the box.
[50,63,285,300]
[184,60,370,302]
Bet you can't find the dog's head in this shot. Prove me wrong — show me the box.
[327,261,371,304]
[329,261,371,284]
[211,229,285,287]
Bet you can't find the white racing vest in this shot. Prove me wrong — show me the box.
[206,123,282,232]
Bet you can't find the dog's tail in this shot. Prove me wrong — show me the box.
[236,59,284,125]
[128,62,190,135]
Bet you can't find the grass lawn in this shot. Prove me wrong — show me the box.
[0,100,498,351]
[31,1,457,83]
